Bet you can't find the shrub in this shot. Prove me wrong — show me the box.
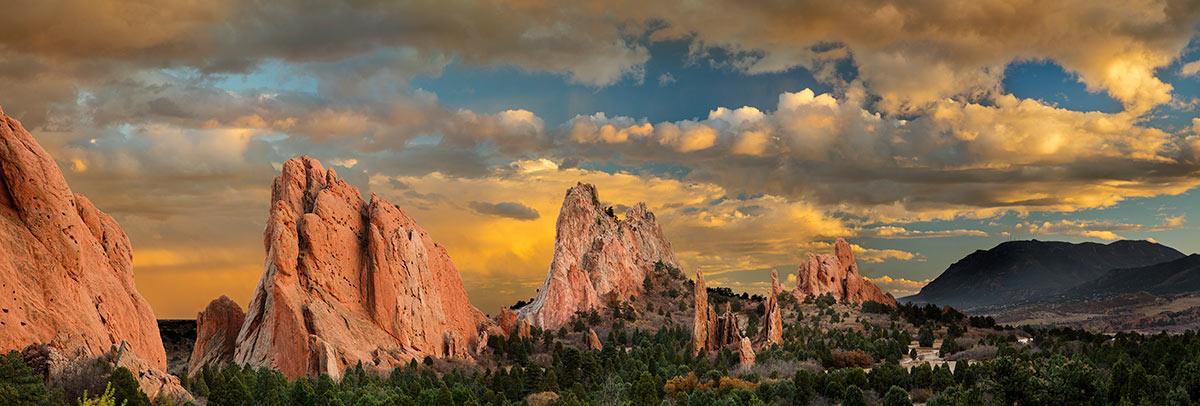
[0,350,51,406]
[842,385,866,406]
[830,350,875,369]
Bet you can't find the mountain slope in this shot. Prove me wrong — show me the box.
[907,240,1185,309]
[1069,254,1200,297]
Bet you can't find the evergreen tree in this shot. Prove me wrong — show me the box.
[842,385,866,406]
[108,367,151,406]
[883,386,912,406]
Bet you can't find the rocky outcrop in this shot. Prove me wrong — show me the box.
[756,270,783,347]
[586,329,602,350]
[793,239,897,306]
[0,107,167,370]
[517,183,679,329]
[233,156,487,379]
[692,267,743,354]
[496,307,532,338]
[187,296,244,378]
[23,333,190,403]
[738,337,755,369]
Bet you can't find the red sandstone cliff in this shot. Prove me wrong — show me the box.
[187,296,244,378]
[233,156,487,379]
[517,183,679,329]
[0,106,166,369]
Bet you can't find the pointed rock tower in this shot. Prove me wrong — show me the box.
[756,270,784,346]
[793,238,897,306]
[517,183,679,329]
[233,157,487,378]
[0,107,166,369]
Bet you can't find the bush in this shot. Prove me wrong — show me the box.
[78,383,120,406]
[830,350,875,369]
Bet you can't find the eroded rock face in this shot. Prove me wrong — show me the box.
[793,239,897,306]
[692,268,743,354]
[234,156,487,379]
[738,337,755,369]
[586,329,602,350]
[187,296,244,378]
[756,270,783,347]
[496,307,532,338]
[0,107,166,370]
[517,183,679,329]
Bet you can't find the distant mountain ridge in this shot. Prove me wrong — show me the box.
[1069,254,1200,298]
[906,240,1185,309]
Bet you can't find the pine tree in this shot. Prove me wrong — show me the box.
[108,367,151,406]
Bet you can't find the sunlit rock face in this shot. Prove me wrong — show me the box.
[234,156,487,379]
[187,296,244,378]
[517,182,679,329]
[692,267,743,354]
[0,106,167,370]
[793,238,897,306]
[756,269,784,346]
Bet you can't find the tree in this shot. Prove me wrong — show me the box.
[629,372,658,406]
[883,386,912,406]
[842,385,866,406]
[643,274,654,292]
[0,350,50,406]
[918,326,934,348]
[108,367,151,406]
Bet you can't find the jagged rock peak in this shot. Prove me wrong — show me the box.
[692,267,743,354]
[756,269,783,346]
[792,238,897,306]
[187,296,244,378]
[234,156,487,379]
[517,182,679,329]
[0,107,166,370]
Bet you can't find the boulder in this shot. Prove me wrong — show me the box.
[23,335,191,404]
[756,270,783,346]
[0,107,167,370]
[517,183,679,329]
[793,238,897,306]
[187,296,244,378]
[496,307,532,338]
[233,156,487,379]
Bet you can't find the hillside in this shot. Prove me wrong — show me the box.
[1069,254,1200,297]
[906,240,1184,309]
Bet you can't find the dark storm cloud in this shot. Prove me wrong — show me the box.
[468,201,541,221]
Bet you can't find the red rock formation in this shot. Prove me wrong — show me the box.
[738,337,755,369]
[692,268,743,354]
[792,239,897,306]
[496,307,532,338]
[756,270,783,346]
[586,329,602,350]
[517,183,679,329]
[0,107,166,370]
[234,156,487,379]
[187,296,244,378]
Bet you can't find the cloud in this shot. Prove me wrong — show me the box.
[1184,60,1200,77]
[468,201,541,221]
[1014,215,1187,240]
[860,226,989,239]
[865,275,932,297]
[561,88,1200,223]
[658,72,677,87]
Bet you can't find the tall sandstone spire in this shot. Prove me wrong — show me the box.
[517,183,679,329]
[756,269,784,346]
[0,107,166,369]
[793,238,897,306]
[230,156,487,379]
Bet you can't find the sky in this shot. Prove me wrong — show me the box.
[2,0,1200,318]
